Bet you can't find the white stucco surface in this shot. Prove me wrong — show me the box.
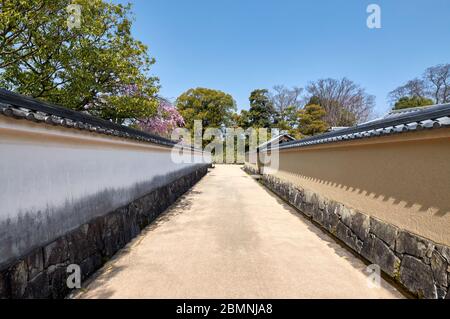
[0,116,209,265]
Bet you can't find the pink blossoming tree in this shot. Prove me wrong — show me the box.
[138,98,185,138]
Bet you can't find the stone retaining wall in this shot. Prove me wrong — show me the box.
[0,165,208,299]
[243,165,450,299]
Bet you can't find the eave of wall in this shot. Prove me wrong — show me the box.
[274,127,450,153]
[0,115,177,153]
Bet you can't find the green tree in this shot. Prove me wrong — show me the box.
[308,96,357,127]
[176,87,236,130]
[234,110,251,129]
[248,89,276,128]
[274,105,299,136]
[393,96,434,110]
[298,104,329,136]
[0,0,158,124]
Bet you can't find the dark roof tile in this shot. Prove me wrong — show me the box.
[0,89,184,149]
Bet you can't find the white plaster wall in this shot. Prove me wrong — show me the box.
[0,141,198,220]
[0,116,209,265]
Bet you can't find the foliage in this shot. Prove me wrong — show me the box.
[297,104,329,136]
[138,99,185,138]
[267,85,303,135]
[274,105,300,136]
[176,87,236,130]
[388,78,428,104]
[235,109,251,129]
[0,0,159,124]
[389,64,450,106]
[246,89,276,128]
[393,96,434,110]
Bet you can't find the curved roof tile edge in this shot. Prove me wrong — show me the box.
[0,88,188,149]
[263,103,450,151]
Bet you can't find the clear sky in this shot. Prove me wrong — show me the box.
[114,0,450,115]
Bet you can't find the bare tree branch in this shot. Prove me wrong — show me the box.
[305,78,375,126]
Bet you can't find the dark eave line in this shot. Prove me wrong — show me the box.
[0,88,178,148]
[263,103,450,151]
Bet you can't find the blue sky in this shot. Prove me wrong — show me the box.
[114,0,450,115]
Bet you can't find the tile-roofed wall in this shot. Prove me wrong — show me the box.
[0,89,178,148]
[0,89,210,275]
[264,103,450,151]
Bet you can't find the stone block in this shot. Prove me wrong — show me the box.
[25,248,44,280]
[323,201,341,232]
[370,217,398,248]
[311,208,324,226]
[325,200,342,216]
[361,235,400,277]
[80,254,103,280]
[317,195,327,211]
[102,219,123,259]
[288,185,296,204]
[351,211,370,242]
[0,271,9,299]
[322,208,339,234]
[400,255,437,299]
[279,183,287,200]
[9,260,28,299]
[293,191,303,210]
[23,272,49,299]
[302,202,314,218]
[339,205,354,228]
[303,189,314,204]
[336,221,363,253]
[396,231,434,261]
[436,245,450,264]
[47,264,70,299]
[44,237,69,268]
[430,250,448,288]
[338,206,369,242]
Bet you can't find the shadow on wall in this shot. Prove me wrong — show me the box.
[276,138,450,217]
[0,165,206,269]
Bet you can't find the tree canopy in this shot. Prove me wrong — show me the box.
[268,85,302,135]
[0,0,159,124]
[388,63,450,107]
[305,78,375,126]
[297,104,329,137]
[246,89,276,128]
[175,87,236,130]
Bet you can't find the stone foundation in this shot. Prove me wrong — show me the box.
[0,165,208,299]
[243,165,450,299]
